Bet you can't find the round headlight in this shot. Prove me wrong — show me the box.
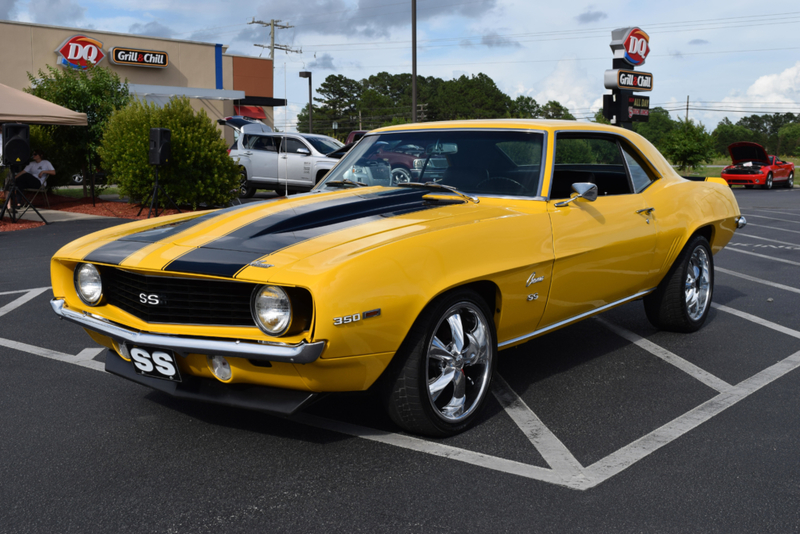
[74,263,103,305]
[251,285,292,336]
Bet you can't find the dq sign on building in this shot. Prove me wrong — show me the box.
[610,27,650,67]
[55,35,106,70]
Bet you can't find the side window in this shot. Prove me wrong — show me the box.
[551,135,631,199]
[251,136,276,152]
[620,143,658,193]
[285,138,309,154]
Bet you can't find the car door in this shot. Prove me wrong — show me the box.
[277,136,315,189]
[243,134,279,184]
[540,133,657,327]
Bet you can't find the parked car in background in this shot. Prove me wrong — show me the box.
[346,130,368,145]
[721,142,794,189]
[51,119,745,438]
[222,119,343,197]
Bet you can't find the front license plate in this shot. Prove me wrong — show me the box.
[128,345,182,382]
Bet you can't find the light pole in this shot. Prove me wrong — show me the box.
[411,0,417,123]
[299,71,312,133]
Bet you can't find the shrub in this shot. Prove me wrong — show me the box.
[99,97,239,209]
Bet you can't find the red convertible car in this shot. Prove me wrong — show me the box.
[721,142,794,189]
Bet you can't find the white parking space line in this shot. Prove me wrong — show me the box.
[746,222,800,236]
[492,374,584,474]
[713,303,800,341]
[294,413,590,489]
[745,208,800,217]
[0,287,50,318]
[595,317,732,393]
[716,267,800,295]
[739,213,800,225]
[584,348,800,485]
[724,248,800,266]
[0,336,105,372]
[734,233,800,247]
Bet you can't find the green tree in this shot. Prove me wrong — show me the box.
[777,123,800,156]
[593,109,611,125]
[661,119,715,172]
[736,112,798,154]
[632,107,676,151]
[508,95,540,118]
[537,101,575,120]
[25,64,131,191]
[431,73,512,120]
[711,119,763,156]
[99,97,238,209]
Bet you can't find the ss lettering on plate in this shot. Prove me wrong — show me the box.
[130,348,178,379]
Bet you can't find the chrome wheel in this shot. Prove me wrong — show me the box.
[391,167,411,185]
[685,246,711,321]
[764,173,773,189]
[787,172,794,189]
[426,301,492,422]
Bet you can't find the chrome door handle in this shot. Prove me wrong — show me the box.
[636,207,655,215]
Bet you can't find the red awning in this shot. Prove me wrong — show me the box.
[234,105,267,120]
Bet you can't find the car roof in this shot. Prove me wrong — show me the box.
[372,118,608,134]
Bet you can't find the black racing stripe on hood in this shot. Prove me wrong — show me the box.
[164,189,437,278]
[83,202,256,265]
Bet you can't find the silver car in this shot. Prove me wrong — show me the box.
[224,119,343,197]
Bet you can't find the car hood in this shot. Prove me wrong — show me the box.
[72,188,517,279]
[728,142,770,165]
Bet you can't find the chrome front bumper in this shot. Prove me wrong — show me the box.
[50,298,326,364]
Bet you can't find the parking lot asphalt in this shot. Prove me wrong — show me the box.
[2,187,800,533]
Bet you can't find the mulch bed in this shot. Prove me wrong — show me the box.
[1,193,185,232]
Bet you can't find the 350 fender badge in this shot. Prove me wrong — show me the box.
[334,308,381,326]
[526,272,544,287]
[248,260,274,268]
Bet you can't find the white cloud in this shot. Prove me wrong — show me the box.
[27,0,85,26]
[522,58,604,120]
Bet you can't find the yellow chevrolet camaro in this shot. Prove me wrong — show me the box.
[51,120,745,437]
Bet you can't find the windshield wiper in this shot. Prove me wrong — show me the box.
[324,179,367,188]
[397,182,479,204]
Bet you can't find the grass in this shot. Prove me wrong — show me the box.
[52,186,120,198]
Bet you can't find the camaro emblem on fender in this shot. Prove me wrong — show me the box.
[248,260,274,269]
[526,272,544,287]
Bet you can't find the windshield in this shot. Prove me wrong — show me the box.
[318,130,545,197]
[305,136,344,154]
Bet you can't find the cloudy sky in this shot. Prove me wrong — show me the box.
[4,0,800,131]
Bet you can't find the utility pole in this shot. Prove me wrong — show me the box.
[250,18,301,60]
[686,95,689,122]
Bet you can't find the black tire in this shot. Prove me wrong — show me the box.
[644,235,714,333]
[71,173,84,185]
[786,172,794,189]
[382,289,497,437]
[763,173,773,189]
[239,168,255,198]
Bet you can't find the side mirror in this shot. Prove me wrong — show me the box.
[297,147,311,156]
[554,182,598,207]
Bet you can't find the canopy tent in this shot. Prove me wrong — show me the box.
[0,82,87,125]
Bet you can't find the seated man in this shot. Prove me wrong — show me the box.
[7,150,54,209]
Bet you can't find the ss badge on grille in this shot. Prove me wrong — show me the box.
[139,293,166,305]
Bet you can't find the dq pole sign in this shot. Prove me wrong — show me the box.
[602,27,652,129]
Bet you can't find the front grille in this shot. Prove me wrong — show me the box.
[104,268,256,326]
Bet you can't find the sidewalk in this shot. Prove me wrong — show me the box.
[15,207,108,222]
